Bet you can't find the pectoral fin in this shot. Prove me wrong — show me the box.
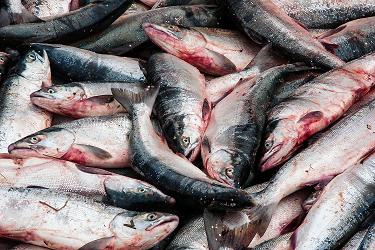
[78,237,115,250]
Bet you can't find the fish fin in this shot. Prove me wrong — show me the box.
[73,144,112,159]
[202,98,211,122]
[320,39,340,54]
[112,85,159,114]
[78,237,115,250]
[205,48,238,73]
[86,95,115,104]
[246,202,278,237]
[204,209,255,250]
[297,111,323,124]
[246,32,267,45]
[76,165,114,175]
[318,25,347,40]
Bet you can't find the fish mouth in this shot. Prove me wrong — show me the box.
[146,215,179,231]
[143,23,181,41]
[259,143,283,172]
[30,91,54,99]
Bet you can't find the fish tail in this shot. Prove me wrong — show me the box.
[111,85,159,115]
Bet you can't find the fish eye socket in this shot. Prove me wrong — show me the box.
[181,136,190,146]
[264,140,273,150]
[225,168,234,178]
[0,57,4,63]
[27,53,36,61]
[30,137,39,144]
[47,88,55,94]
[138,187,146,193]
[146,213,158,221]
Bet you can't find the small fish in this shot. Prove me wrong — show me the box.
[220,0,344,69]
[144,24,260,76]
[0,156,175,210]
[0,0,134,44]
[31,81,147,118]
[8,114,131,168]
[30,43,146,82]
[112,86,254,209]
[0,187,179,249]
[261,52,375,171]
[148,53,209,161]
[75,5,222,55]
[0,50,52,153]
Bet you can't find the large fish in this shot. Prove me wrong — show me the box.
[0,156,174,210]
[0,50,52,153]
[260,52,375,171]
[112,86,254,209]
[30,81,147,118]
[220,0,344,69]
[319,16,375,62]
[22,0,80,20]
[291,157,375,249]
[30,43,146,82]
[206,44,288,105]
[0,187,179,249]
[148,53,208,161]
[144,24,260,76]
[249,98,375,236]
[202,64,308,188]
[8,114,131,168]
[75,5,221,55]
[166,215,208,250]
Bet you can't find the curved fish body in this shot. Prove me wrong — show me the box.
[30,81,148,118]
[359,222,375,250]
[273,0,375,29]
[202,65,306,188]
[22,0,80,21]
[112,87,254,209]
[0,0,134,44]
[291,158,375,249]
[144,24,260,76]
[261,53,375,171]
[148,53,208,161]
[251,98,375,236]
[8,114,131,168]
[220,0,344,69]
[111,1,149,26]
[206,44,288,105]
[166,216,208,250]
[76,5,221,55]
[0,50,52,153]
[0,187,179,250]
[0,156,174,210]
[319,16,375,62]
[30,43,146,82]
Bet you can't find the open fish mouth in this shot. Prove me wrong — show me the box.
[146,216,179,231]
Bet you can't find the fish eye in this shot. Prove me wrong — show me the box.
[146,213,158,221]
[27,53,36,62]
[138,187,146,193]
[264,140,273,150]
[225,168,234,178]
[47,88,55,94]
[181,136,190,146]
[0,57,4,63]
[30,137,39,144]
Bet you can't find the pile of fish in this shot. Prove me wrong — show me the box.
[0,0,374,249]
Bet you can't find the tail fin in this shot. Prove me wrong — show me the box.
[111,85,159,114]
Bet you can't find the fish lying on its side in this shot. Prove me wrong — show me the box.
[0,50,52,153]
[31,81,147,118]
[291,155,375,249]
[112,86,253,209]
[0,187,179,249]
[148,53,209,161]
[8,114,131,168]
[0,156,175,210]
[261,52,375,171]
[220,0,344,69]
[144,24,261,76]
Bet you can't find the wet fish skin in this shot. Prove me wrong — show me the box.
[22,0,80,20]
[112,86,254,209]
[166,215,208,250]
[0,51,12,81]
[0,50,52,153]
[144,24,260,76]
[0,0,135,44]
[291,157,375,249]
[358,221,375,250]
[30,81,147,118]
[10,243,49,250]
[220,0,344,69]
[8,114,131,168]
[252,233,292,250]
[250,98,375,237]
[202,64,308,188]
[261,53,375,171]
[0,0,40,27]
[30,43,146,82]
[148,53,208,161]
[341,230,368,250]
[319,16,375,62]
[0,187,179,249]
[75,5,222,55]
[0,156,175,210]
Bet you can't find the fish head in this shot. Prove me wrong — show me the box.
[8,127,75,158]
[260,119,298,172]
[111,211,179,248]
[30,83,86,111]
[163,115,202,161]
[17,50,51,86]
[205,149,249,188]
[104,178,176,210]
